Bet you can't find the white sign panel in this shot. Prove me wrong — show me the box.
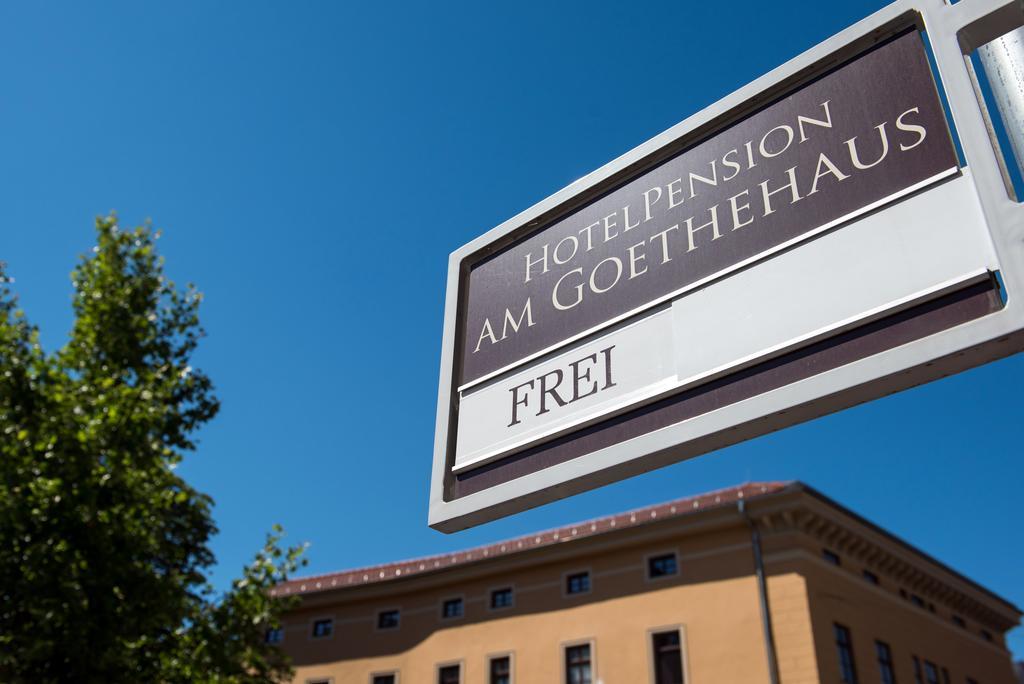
[456,308,676,473]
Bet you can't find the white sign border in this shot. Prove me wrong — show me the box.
[430,0,1024,532]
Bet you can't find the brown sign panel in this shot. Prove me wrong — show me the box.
[460,31,958,387]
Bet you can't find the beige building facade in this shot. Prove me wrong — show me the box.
[273,482,1020,683]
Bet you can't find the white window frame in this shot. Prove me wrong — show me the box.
[488,584,516,612]
[644,548,681,583]
[436,659,464,684]
[264,625,285,645]
[560,638,597,684]
[646,624,690,684]
[308,614,336,641]
[375,606,402,632]
[487,650,515,684]
[562,568,592,598]
[439,594,466,621]
[368,670,400,684]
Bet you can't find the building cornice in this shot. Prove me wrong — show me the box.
[272,482,786,600]
[275,480,1021,636]
[748,486,1021,633]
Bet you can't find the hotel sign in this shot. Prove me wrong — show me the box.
[430,0,1024,532]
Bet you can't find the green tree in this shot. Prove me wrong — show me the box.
[0,215,306,683]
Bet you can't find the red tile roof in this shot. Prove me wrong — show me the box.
[272,481,792,598]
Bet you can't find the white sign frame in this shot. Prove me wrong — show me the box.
[430,0,1024,532]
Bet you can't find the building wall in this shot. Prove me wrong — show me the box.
[761,528,1017,684]
[278,489,1020,684]
[284,523,779,684]
[765,572,820,684]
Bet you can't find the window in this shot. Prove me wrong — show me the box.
[264,627,283,644]
[377,610,400,630]
[652,630,684,684]
[823,549,841,565]
[966,678,979,684]
[875,641,895,684]
[910,594,925,609]
[648,553,679,579]
[924,661,940,684]
[566,571,590,595]
[311,618,333,638]
[442,598,463,619]
[491,587,514,610]
[489,655,511,684]
[913,656,924,684]
[980,629,992,642]
[862,570,879,585]
[834,623,858,683]
[372,676,396,684]
[941,667,951,684]
[438,664,460,684]
[565,644,592,684]
[952,615,966,628]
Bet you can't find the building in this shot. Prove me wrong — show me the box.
[272,482,1021,683]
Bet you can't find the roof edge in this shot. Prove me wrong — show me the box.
[274,481,791,596]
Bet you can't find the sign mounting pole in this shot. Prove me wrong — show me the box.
[979,25,1024,180]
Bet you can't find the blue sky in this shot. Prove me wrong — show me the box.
[2,0,1021,659]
